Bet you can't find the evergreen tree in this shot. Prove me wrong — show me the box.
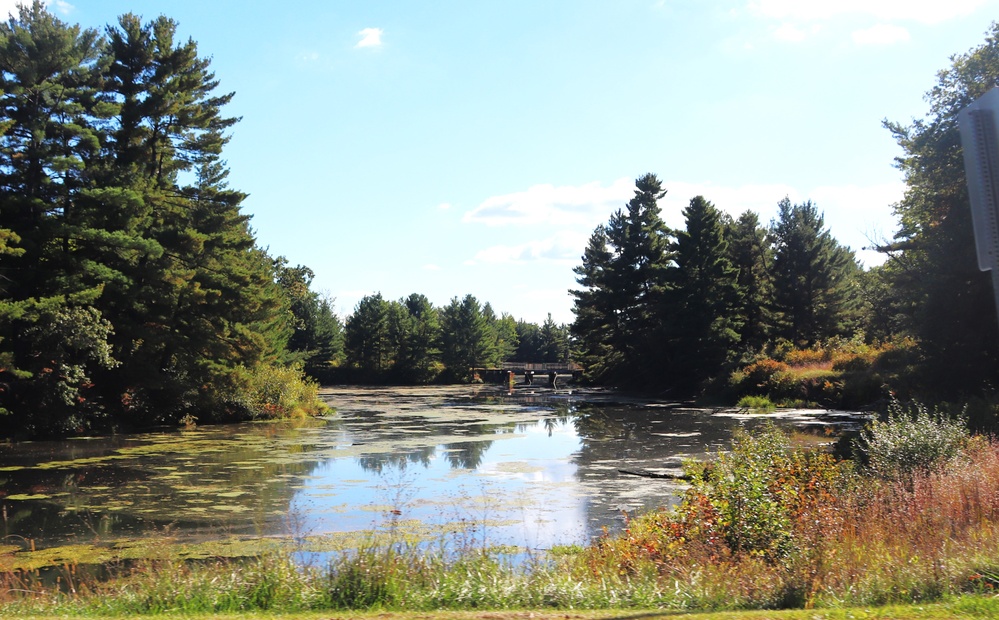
[345,293,391,376]
[539,313,570,363]
[770,198,862,346]
[275,259,343,382]
[0,5,323,434]
[570,225,619,381]
[479,302,502,366]
[439,294,492,381]
[385,298,412,375]
[87,13,290,424]
[514,319,543,362]
[0,3,115,432]
[487,307,519,365]
[570,173,673,385]
[726,210,775,353]
[857,263,907,343]
[668,196,742,387]
[395,293,441,383]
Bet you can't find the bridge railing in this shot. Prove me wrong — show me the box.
[498,361,582,372]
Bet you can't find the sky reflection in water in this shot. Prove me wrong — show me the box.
[291,416,588,550]
[0,385,866,553]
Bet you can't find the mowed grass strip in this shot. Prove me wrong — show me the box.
[9,595,999,620]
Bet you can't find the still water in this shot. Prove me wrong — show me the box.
[0,385,865,558]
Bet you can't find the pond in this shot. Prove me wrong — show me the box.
[0,385,867,567]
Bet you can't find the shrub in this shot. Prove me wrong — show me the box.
[831,352,875,373]
[705,427,798,560]
[855,398,969,482]
[739,359,794,398]
[235,363,329,419]
[743,358,788,384]
[736,395,776,412]
[675,426,847,564]
[785,347,830,367]
[795,375,842,407]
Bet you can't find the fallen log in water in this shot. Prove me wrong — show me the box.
[618,468,691,481]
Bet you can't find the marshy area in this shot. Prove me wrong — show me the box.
[4,386,998,616]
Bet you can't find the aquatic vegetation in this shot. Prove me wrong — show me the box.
[0,386,908,616]
[5,424,999,615]
[736,395,776,412]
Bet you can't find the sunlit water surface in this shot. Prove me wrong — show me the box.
[0,385,867,557]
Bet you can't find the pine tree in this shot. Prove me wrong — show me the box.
[0,2,116,432]
[570,225,619,381]
[439,294,492,381]
[87,13,289,423]
[570,173,673,385]
[514,319,543,362]
[275,259,343,382]
[0,6,319,432]
[667,196,742,387]
[539,313,570,363]
[771,198,862,346]
[345,293,391,376]
[396,293,441,383]
[726,210,775,353]
[484,305,519,366]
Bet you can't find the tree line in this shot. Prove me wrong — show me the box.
[334,292,570,384]
[571,179,863,392]
[571,22,999,406]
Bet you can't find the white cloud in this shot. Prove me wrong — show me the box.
[663,180,903,266]
[465,178,902,269]
[422,263,441,271]
[355,27,383,49]
[469,231,588,266]
[852,23,910,46]
[0,0,73,17]
[809,182,903,264]
[298,51,320,62]
[463,178,636,228]
[436,202,452,210]
[748,0,986,24]
[0,0,68,16]
[772,23,809,42]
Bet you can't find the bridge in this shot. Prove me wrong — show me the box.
[499,361,581,373]
[475,362,583,387]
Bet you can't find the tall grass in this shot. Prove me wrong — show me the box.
[580,423,999,610]
[5,420,999,615]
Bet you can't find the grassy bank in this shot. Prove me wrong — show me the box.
[9,597,999,619]
[4,405,998,617]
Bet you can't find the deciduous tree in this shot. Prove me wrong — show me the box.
[881,22,999,390]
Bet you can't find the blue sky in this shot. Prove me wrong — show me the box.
[20,0,999,324]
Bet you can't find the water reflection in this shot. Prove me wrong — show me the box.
[0,385,867,557]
